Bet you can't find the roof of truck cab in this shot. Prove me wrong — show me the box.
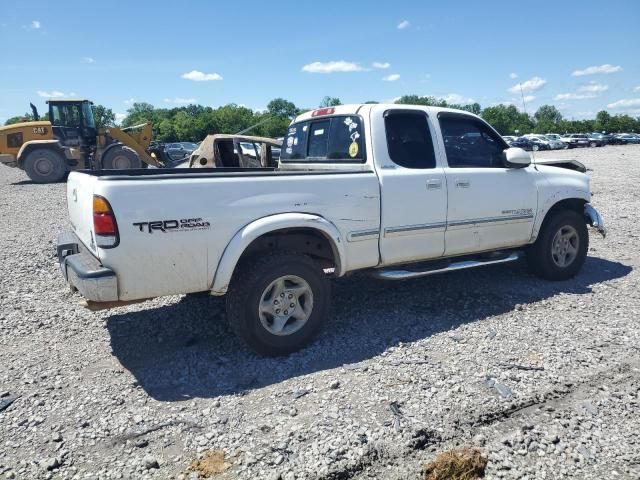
[292,104,481,123]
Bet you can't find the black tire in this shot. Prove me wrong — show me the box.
[101,146,142,169]
[532,145,539,151]
[23,148,67,183]
[589,141,597,148]
[226,252,330,356]
[526,210,588,280]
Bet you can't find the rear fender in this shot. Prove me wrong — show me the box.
[211,213,346,295]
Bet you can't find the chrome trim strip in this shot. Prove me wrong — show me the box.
[347,229,380,242]
[447,214,534,228]
[384,222,447,235]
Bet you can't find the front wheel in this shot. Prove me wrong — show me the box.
[589,141,597,147]
[101,146,142,169]
[226,252,330,356]
[526,210,588,280]
[532,145,539,151]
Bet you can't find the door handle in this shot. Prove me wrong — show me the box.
[426,179,442,190]
[455,179,470,188]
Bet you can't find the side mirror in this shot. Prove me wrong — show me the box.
[503,147,531,168]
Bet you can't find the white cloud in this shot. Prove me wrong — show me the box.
[83,57,95,63]
[124,98,135,105]
[301,60,364,73]
[522,95,536,103]
[37,90,66,98]
[633,86,640,92]
[442,93,475,104]
[397,20,410,30]
[31,20,41,29]
[115,113,126,123]
[508,76,547,94]
[572,64,622,76]
[181,70,223,81]
[372,62,390,69]
[554,92,596,100]
[509,72,518,79]
[382,73,400,82]
[164,97,197,104]
[607,98,640,109]
[578,82,608,93]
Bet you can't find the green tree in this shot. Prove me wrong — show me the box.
[92,104,116,129]
[481,104,533,135]
[4,113,34,125]
[595,110,611,133]
[534,105,563,124]
[320,96,342,107]
[267,98,298,118]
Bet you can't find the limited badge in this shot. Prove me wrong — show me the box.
[348,141,359,158]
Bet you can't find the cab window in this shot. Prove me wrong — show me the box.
[280,115,365,163]
[384,112,436,169]
[439,115,507,168]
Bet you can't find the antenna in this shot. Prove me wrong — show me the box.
[519,83,536,164]
[519,83,528,115]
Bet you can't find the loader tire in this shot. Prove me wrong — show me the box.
[101,146,142,170]
[23,148,67,183]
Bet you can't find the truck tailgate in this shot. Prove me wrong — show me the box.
[66,172,99,256]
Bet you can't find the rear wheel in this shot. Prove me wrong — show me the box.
[226,252,330,356]
[101,146,142,169]
[23,148,67,183]
[532,145,539,151]
[526,210,588,280]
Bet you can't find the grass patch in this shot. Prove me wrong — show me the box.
[423,447,487,480]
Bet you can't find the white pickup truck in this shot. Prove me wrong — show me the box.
[57,104,606,355]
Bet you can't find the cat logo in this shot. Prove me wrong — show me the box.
[32,126,48,135]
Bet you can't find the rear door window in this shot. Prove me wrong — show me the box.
[281,115,365,163]
[308,120,330,157]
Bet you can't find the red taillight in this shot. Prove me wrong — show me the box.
[311,107,335,117]
[93,195,119,248]
[93,214,115,235]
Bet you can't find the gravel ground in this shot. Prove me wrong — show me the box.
[1,145,639,480]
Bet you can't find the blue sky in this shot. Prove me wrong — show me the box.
[1,0,639,124]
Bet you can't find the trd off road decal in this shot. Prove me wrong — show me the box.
[133,218,210,233]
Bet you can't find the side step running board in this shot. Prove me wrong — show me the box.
[371,252,521,281]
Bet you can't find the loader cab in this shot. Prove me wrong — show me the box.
[47,100,97,148]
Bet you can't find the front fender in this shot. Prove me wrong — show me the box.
[211,213,346,295]
[531,188,590,241]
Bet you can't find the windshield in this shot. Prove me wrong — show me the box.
[280,115,365,163]
[83,102,96,129]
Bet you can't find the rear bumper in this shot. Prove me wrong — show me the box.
[57,231,118,302]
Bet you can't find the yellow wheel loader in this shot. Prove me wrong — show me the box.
[0,99,162,183]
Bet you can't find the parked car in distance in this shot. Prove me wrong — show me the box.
[615,133,640,144]
[560,134,590,148]
[525,134,563,150]
[545,134,569,149]
[526,136,552,151]
[587,134,606,147]
[502,136,517,144]
[508,136,538,151]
